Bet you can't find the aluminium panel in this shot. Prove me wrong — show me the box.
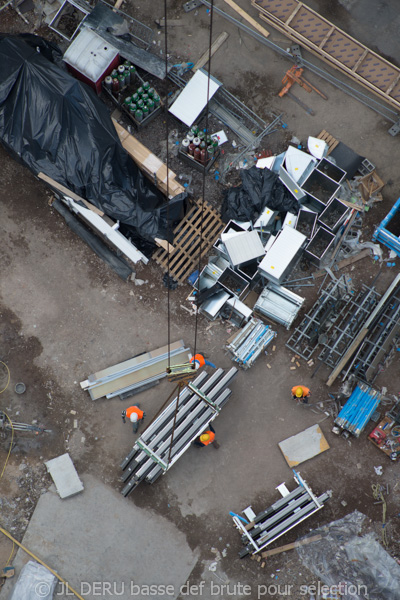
[169,69,221,126]
[258,227,306,284]
[224,230,265,267]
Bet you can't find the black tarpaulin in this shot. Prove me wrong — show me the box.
[221,166,300,223]
[0,34,185,242]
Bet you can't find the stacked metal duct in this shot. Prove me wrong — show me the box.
[120,368,237,495]
[226,317,276,368]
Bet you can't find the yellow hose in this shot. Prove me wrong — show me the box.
[0,526,85,600]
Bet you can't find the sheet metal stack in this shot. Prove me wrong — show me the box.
[80,340,190,400]
[233,472,331,558]
[120,367,237,495]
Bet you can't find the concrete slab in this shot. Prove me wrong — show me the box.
[0,475,198,600]
[278,424,330,467]
[45,453,84,498]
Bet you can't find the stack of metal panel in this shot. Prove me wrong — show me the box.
[232,471,330,558]
[254,282,304,329]
[120,367,237,495]
[80,340,190,400]
[335,383,382,437]
[226,317,276,368]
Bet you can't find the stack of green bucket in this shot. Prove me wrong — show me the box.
[124,81,161,122]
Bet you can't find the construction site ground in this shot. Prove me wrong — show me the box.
[1,0,400,598]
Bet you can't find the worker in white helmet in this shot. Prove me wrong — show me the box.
[122,405,145,433]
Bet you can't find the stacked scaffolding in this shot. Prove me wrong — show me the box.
[317,285,380,369]
[120,368,237,495]
[233,472,330,558]
[343,280,400,383]
[286,277,353,360]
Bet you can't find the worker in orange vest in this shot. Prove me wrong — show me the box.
[122,405,146,433]
[194,423,220,449]
[291,385,311,404]
[190,354,216,369]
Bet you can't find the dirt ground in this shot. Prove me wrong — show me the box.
[1,0,400,598]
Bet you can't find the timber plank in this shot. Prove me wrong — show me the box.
[112,119,185,198]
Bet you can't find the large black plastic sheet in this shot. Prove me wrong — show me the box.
[0,34,185,242]
[221,166,300,223]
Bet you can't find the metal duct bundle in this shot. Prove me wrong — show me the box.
[226,318,276,368]
[120,367,237,495]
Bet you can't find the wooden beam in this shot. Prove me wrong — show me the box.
[113,0,123,11]
[221,0,270,38]
[37,172,104,216]
[193,32,229,72]
[312,248,370,279]
[154,238,175,254]
[261,534,322,558]
[112,119,185,198]
[339,198,365,212]
[326,328,368,387]
[351,49,368,73]
[285,2,302,26]
[319,25,334,49]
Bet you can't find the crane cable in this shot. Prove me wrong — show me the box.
[164,0,171,371]
[164,0,215,367]
[193,0,214,360]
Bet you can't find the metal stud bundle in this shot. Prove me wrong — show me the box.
[120,367,237,495]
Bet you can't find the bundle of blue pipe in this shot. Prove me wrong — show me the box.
[335,383,381,437]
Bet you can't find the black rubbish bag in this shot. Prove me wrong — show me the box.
[221,166,300,223]
[0,34,186,242]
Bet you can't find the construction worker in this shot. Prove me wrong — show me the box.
[122,405,146,434]
[189,354,216,369]
[292,385,311,404]
[194,423,220,449]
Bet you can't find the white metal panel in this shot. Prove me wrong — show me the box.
[285,145,316,182]
[283,212,297,228]
[258,227,306,280]
[308,136,328,159]
[63,196,148,264]
[169,70,221,127]
[224,230,265,267]
[254,206,277,229]
[63,29,118,82]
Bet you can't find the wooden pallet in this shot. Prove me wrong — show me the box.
[153,200,224,285]
[253,0,400,111]
[316,130,339,155]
